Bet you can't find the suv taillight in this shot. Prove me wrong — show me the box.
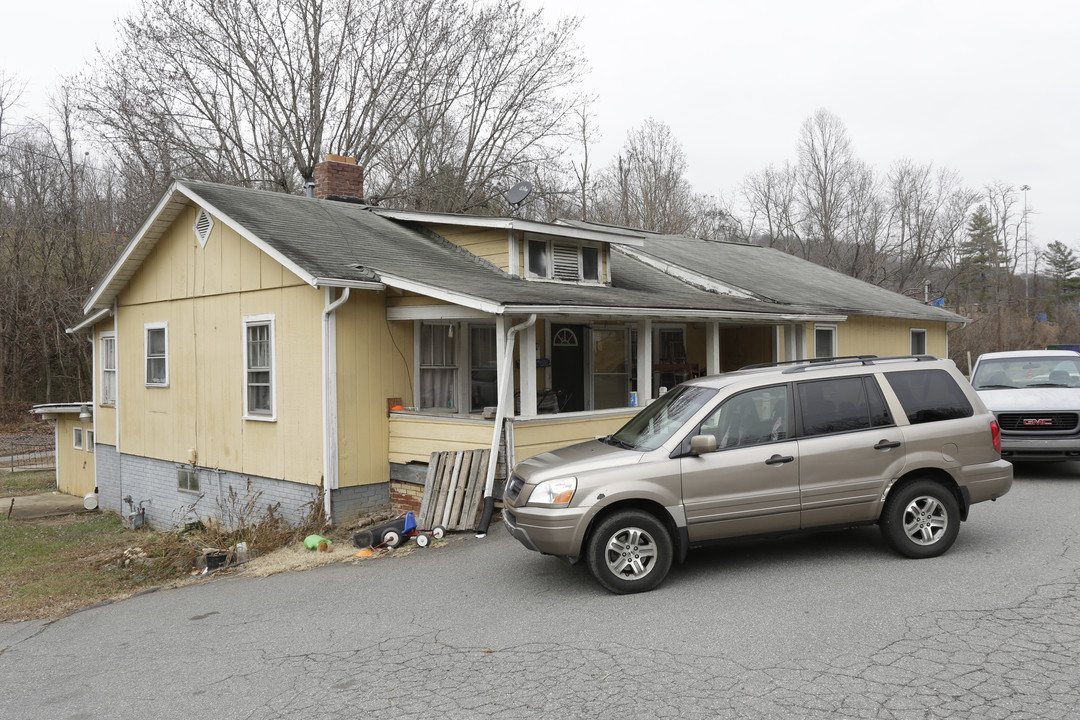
[991,418,1002,455]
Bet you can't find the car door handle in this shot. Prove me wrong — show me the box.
[874,440,901,450]
[765,454,795,465]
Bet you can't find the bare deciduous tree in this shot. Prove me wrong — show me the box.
[80,0,584,213]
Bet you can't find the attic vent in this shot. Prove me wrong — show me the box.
[552,244,579,281]
[193,208,214,247]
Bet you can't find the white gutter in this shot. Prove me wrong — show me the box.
[501,304,847,323]
[321,286,351,522]
[476,314,536,537]
[66,307,112,334]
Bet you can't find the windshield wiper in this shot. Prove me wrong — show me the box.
[1028,383,1068,388]
[604,436,637,450]
[977,384,1017,389]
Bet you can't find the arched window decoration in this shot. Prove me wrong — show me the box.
[553,328,578,347]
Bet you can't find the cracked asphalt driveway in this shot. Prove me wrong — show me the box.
[2,462,1079,719]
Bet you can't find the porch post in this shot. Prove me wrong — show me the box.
[706,321,721,375]
[519,321,537,416]
[636,319,652,404]
[496,315,508,407]
[785,323,806,361]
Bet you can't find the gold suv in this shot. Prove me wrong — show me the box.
[503,355,1013,594]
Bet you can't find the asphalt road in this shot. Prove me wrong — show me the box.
[2,462,1078,719]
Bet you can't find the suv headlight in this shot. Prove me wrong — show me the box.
[529,477,577,507]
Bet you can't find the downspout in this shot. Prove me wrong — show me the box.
[476,313,536,537]
[321,287,350,523]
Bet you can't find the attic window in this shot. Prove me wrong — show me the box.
[193,208,214,247]
[525,239,602,282]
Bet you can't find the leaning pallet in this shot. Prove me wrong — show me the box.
[417,449,490,532]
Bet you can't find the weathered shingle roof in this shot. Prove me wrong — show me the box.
[559,220,965,324]
[83,178,964,325]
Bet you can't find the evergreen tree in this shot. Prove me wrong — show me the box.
[957,205,1004,305]
[1045,240,1080,298]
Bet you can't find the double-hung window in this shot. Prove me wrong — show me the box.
[101,333,117,405]
[145,323,168,386]
[814,324,837,359]
[244,315,275,419]
[420,322,457,410]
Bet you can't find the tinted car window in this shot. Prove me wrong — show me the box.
[797,376,892,436]
[697,385,789,449]
[885,369,973,424]
[610,384,717,451]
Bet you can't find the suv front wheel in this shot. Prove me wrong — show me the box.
[586,510,673,594]
[880,479,960,558]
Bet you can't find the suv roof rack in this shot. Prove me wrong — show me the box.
[779,354,939,374]
[741,355,877,371]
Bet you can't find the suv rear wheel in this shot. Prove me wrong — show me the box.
[880,479,960,558]
[586,510,673,594]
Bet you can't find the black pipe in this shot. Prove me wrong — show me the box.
[476,496,496,536]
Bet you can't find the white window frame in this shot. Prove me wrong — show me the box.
[144,322,169,387]
[73,426,83,450]
[814,324,838,359]
[243,314,277,421]
[524,238,603,283]
[910,328,927,355]
[178,466,201,493]
[525,238,551,279]
[417,321,460,411]
[100,332,117,406]
[86,430,95,453]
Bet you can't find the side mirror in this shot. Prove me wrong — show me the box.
[690,434,717,455]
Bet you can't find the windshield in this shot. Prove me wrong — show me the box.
[971,356,1080,389]
[609,385,718,451]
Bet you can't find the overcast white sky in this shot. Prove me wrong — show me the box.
[3,0,1078,248]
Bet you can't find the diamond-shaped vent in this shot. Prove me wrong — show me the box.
[193,208,214,247]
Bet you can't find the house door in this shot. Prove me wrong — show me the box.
[592,327,630,410]
[551,324,585,412]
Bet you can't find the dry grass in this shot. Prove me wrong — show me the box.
[1,485,453,621]
[0,470,57,497]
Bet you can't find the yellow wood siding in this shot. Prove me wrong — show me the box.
[826,317,948,358]
[335,292,415,487]
[94,317,118,446]
[424,224,510,271]
[513,411,638,461]
[387,416,493,465]
[114,207,323,484]
[56,416,95,497]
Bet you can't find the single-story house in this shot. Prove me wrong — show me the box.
[57,155,966,528]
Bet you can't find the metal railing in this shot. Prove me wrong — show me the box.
[7,443,55,472]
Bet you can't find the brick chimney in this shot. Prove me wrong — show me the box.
[312,154,364,202]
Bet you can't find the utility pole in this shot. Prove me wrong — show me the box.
[1021,184,1031,317]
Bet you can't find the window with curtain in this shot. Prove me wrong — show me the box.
[420,323,457,410]
[145,323,168,386]
[244,316,275,418]
[101,334,117,405]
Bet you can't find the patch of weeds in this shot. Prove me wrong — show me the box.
[0,470,57,497]
[0,514,178,621]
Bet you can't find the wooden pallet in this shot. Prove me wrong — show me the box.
[417,449,490,531]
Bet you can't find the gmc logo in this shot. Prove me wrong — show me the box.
[1023,418,1053,426]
